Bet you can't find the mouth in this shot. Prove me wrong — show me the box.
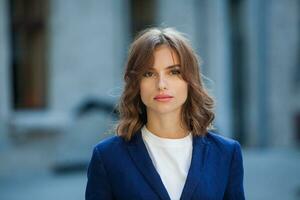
[154,95,174,102]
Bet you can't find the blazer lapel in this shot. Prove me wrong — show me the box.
[126,130,171,200]
[180,135,210,200]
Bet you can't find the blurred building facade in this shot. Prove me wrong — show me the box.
[0,0,299,148]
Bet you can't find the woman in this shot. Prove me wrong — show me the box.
[85,27,245,200]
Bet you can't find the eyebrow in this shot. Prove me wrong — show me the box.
[149,64,181,71]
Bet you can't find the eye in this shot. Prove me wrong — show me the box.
[170,69,181,75]
[143,71,154,78]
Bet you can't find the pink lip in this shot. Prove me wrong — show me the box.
[154,94,173,102]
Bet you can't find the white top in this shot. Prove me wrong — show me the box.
[141,125,193,200]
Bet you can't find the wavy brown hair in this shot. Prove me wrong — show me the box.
[116,27,214,141]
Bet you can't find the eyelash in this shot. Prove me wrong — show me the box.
[170,69,181,75]
[143,70,181,78]
[143,71,154,78]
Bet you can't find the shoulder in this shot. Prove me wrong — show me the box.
[93,135,125,154]
[204,131,242,156]
[206,131,240,146]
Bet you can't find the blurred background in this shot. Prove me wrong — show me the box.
[0,0,299,199]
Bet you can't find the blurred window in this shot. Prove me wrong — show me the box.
[10,0,48,109]
[229,0,246,144]
[130,0,156,38]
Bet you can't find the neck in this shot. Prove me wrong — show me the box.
[146,110,189,139]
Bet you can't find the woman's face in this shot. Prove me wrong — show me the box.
[140,45,188,116]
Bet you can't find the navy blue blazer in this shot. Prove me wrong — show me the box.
[85,130,245,200]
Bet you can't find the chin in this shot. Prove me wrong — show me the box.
[148,106,181,115]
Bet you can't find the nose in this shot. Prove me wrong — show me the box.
[157,73,167,90]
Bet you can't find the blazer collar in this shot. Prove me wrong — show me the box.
[126,130,210,200]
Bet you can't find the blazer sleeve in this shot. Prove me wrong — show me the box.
[85,146,114,200]
[223,141,245,200]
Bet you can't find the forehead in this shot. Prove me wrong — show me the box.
[151,45,180,69]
